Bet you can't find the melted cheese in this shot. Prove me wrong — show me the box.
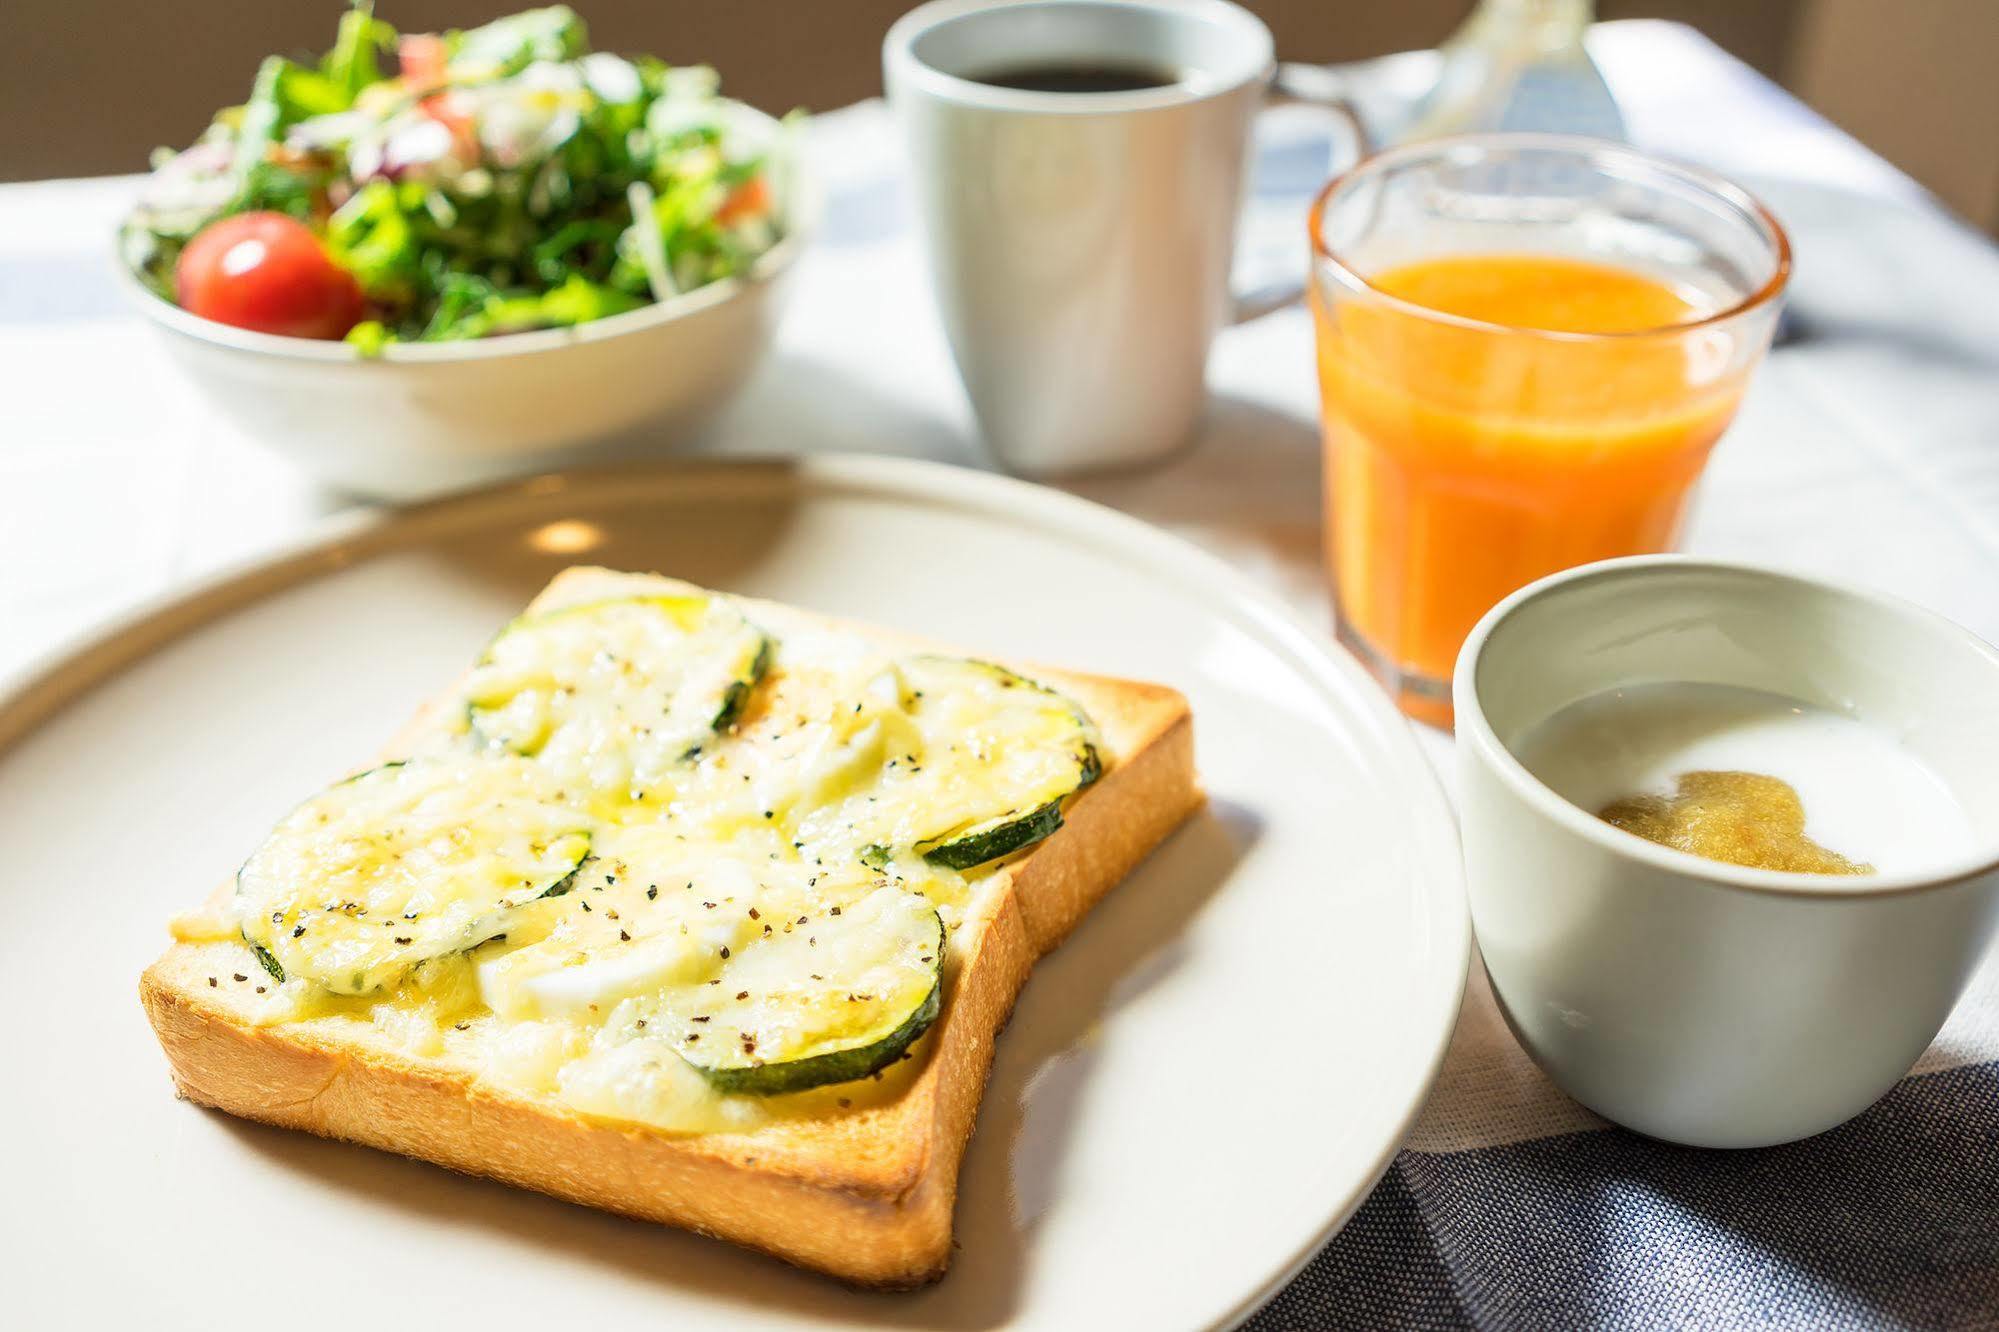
[464,594,769,803]
[236,758,592,995]
[213,589,1099,1135]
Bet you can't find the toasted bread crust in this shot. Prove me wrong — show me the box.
[139,568,1201,1287]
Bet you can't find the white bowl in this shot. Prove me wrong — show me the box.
[1454,556,1999,1148]
[118,124,809,500]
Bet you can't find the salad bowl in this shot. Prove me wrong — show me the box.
[115,7,809,500]
[117,167,807,501]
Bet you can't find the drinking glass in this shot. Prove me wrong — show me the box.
[1308,134,1789,727]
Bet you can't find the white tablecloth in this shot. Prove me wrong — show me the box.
[5,19,1997,1319]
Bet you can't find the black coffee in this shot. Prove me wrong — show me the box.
[969,61,1182,94]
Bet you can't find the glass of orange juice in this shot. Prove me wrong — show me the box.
[1308,135,1790,727]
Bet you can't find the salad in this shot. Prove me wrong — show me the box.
[124,4,795,349]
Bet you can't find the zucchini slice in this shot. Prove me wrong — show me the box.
[918,799,1067,871]
[472,844,790,1022]
[463,593,770,797]
[669,887,945,1095]
[894,657,1101,871]
[236,759,592,996]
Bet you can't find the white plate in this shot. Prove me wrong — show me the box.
[0,457,1465,1330]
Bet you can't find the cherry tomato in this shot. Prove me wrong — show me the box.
[175,212,365,340]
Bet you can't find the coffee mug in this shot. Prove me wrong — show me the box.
[884,0,1360,476]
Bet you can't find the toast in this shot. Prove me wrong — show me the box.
[139,567,1201,1286]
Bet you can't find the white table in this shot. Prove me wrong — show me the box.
[5,10,1997,1207]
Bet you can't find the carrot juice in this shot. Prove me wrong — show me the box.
[1314,253,1757,726]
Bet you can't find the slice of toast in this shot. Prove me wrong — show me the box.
[139,567,1201,1287]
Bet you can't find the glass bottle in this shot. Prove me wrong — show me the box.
[1397,0,1624,142]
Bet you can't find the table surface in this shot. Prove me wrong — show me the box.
[6,17,1998,1322]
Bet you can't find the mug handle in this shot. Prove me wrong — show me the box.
[1231,62,1373,324]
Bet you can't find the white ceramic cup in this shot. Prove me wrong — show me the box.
[1454,556,1999,1148]
[884,0,1352,476]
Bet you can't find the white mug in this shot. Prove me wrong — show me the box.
[884,0,1356,476]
